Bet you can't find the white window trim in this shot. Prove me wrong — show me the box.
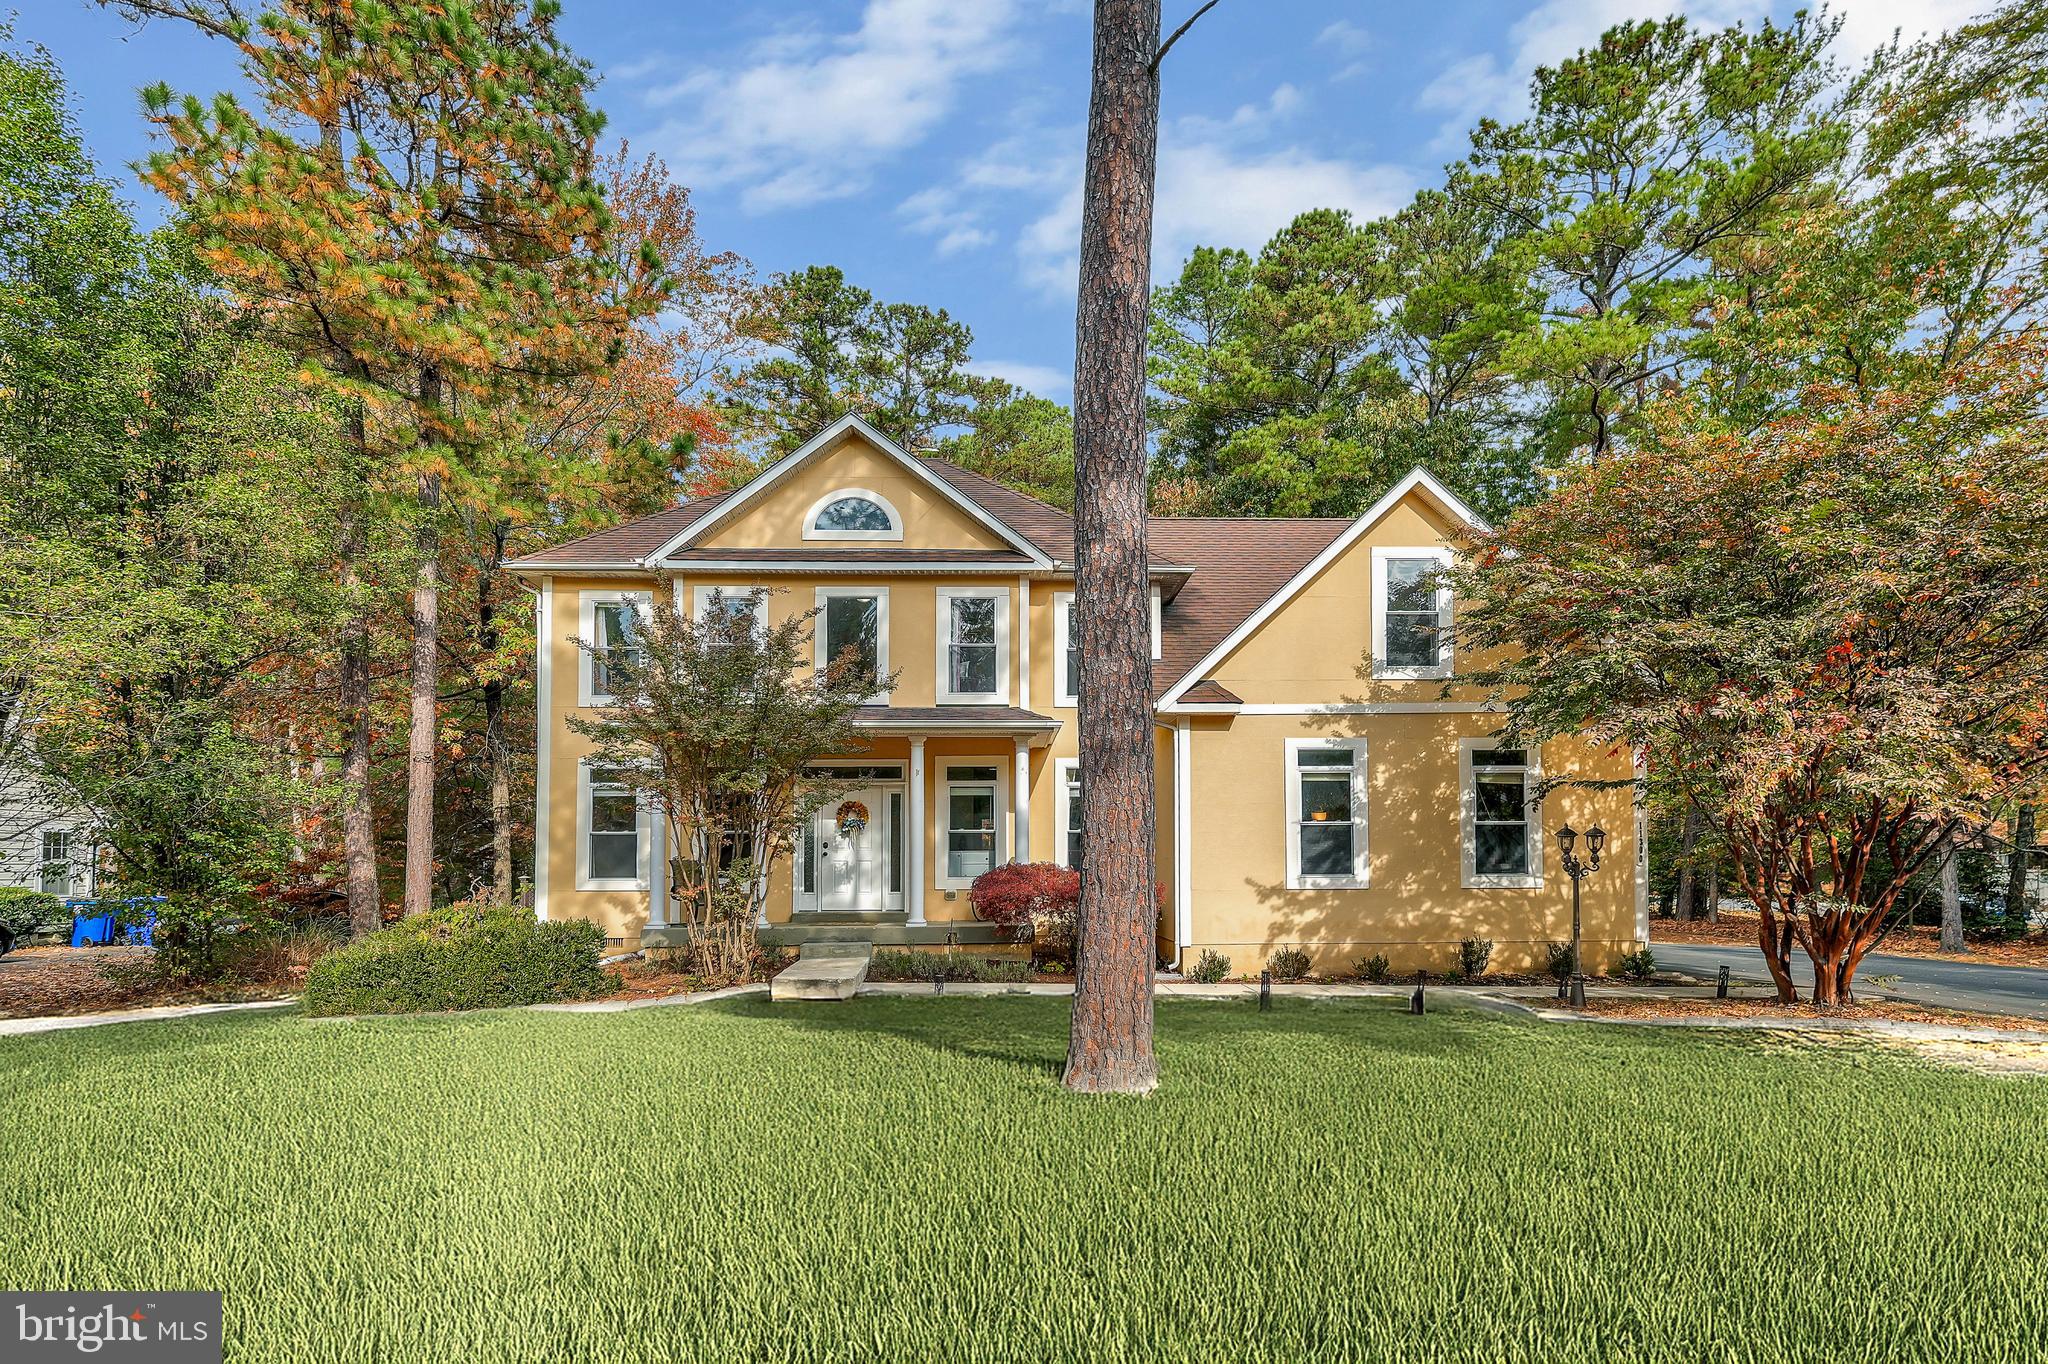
[935,587,1011,705]
[576,762,650,892]
[40,827,76,897]
[938,758,1009,889]
[692,584,766,631]
[812,585,890,703]
[1284,737,1370,890]
[1459,738,1545,889]
[1054,588,1158,708]
[802,487,904,542]
[1054,757,1082,870]
[1053,592,1078,709]
[578,589,651,707]
[1370,545,1454,680]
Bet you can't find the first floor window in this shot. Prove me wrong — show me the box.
[586,768,641,883]
[40,829,71,896]
[945,765,1000,880]
[696,587,764,643]
[1463,742,1541,887]
[1058,761,1083,870]
[1286,740,1368,888]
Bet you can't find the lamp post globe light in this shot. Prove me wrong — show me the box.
[1556,821,1607,1008]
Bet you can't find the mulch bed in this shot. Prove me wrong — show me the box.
[0,945,297,1020]
[1654,913,2048,968]
[1555,994,2048,1034]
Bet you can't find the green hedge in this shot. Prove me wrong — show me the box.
[302,903,616,1016]
[0,887,67,939]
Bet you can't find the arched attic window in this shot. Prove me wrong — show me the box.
[803,488,903,541]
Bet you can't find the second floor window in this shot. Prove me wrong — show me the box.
[581,591,649,705]
[1373,547,1452,679]
[816,588,887,696]
[938,589,1007,703]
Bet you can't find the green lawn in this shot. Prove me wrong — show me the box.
[3,997,2043,1363]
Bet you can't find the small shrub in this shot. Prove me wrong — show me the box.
[219,921,345,987]
[1267,946,1311,981]
[1357,952,1391,984]
[969,862,1080,967]
[302,902,615,1015]
[1456,937,1495,981]
[866,951,1035,983]
[1545,941,1577,982]
[0,887,66,941]
[1616,946,1657,981]
[1188,948,1231,983]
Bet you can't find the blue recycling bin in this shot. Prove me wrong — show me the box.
[66,897,163,947]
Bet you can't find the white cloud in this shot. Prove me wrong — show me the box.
[631,0,1020,213]
[964,358,1072,397]
[1318,19,1375,80]
[1419,0,1987,144]
[1004,90,1417,299]
[897,186,997,256]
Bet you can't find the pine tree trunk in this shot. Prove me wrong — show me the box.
[339,510,380,938]
[1673,803,1703,922]
[1064,0,1164,1096]
[1939,840,1963,953]
[2007,806,2034,938]
[402,454,442,916]
[483,522,514,903]
[1703,861,1719,923]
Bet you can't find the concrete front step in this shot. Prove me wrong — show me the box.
[772,942,873,1002]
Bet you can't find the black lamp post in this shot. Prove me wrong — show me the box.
[1556,821,1606,1008]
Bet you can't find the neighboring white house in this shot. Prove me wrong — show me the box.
[0,730,95,900]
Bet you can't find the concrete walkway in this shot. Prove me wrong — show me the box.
[0,997,297,1037]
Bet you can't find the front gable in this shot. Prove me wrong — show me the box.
[1157,470,1487,708]
[651,415,1051,565]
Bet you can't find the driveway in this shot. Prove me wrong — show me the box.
[1650,939,2048,1021]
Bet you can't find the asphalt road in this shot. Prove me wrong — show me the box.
[1650,939,2048,1021]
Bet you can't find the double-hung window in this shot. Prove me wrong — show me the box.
[1055,759,1083,871]
[1461,740,1543,888]
[580,764,647,889]
[814,587,888,700]
[580,591,650,705]
[1371,547,1452,679]
[1284,739,1369,889]
[937,588,1008,704]
[1054,588,1161,708]
[942,764,1003,883]
[693,586,765,644]
[40,829,72,897]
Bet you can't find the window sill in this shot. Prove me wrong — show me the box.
[1464,875,1545,891]
[936,694,1008,707]
[576,878,649,893]
[1370,665,1452,682]
[1287,877,1370,892]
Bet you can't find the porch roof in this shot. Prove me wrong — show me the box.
[850,705,1060,742]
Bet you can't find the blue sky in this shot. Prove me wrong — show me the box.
[19,0,1975,402]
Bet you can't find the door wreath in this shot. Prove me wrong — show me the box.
[835,800,870,837]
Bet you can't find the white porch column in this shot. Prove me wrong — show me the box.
[1013,737,1031,863]
[908,738,928,925]
[645,796,668,931]
[1173,718,1193,960]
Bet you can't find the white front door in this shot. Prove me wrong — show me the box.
[802,784,902,914]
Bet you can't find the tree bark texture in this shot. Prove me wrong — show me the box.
[402,456,443,917]
[339,505,380,938]
[1064,0,1163,1096]
[483,522,514,903]
[1673,803,1703,921]
[1939,840,1963,953]
[2007,806,2034,937]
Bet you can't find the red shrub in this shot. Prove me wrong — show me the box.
[969,862,1079,965]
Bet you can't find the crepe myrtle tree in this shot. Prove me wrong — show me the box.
[568,589,890,982]
[1450,331,2048,1004]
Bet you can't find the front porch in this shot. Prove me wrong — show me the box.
[638,706,1060,951]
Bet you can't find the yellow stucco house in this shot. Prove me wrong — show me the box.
[508,414,1645,976]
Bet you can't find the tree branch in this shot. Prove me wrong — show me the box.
[1152,1,1221,74]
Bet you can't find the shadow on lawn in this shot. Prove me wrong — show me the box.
[715,992,1496,1083]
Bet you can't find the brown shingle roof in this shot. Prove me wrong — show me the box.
[510,491,733,567]
[1176,679,1244,706]
[1145,517,1351,700]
